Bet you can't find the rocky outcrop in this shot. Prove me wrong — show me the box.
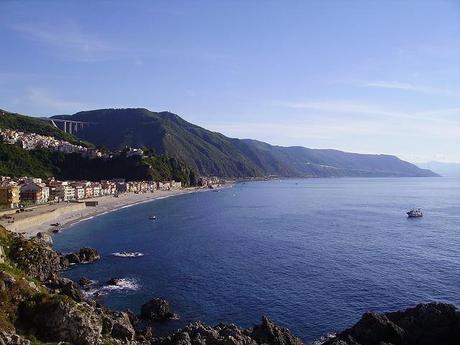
[9,235,63,281]
[152,316,303,345]
[0,331,31,345]
[102,311,137,342]
[251,316,303,345]
[32,232,53,248]
[19,294,103,345]
[45,273,85,302]
[141,298,176,320]
[79,276,94,287]
[65,247,100,265]
[324,303,460,345]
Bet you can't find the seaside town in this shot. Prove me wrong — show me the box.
[0,176,182,209]
[0,175,223,210]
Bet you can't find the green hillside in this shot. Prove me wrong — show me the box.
[0,142,196,186]
[53,108,438,178]
[0,109,87,146]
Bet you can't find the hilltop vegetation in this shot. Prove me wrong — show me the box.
[53,108,438,178]
[0,109,87,146]
[0,142,196,186]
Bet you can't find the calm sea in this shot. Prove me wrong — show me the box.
[54,178,460,343]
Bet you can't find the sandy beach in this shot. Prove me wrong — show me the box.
[0,188,202,238]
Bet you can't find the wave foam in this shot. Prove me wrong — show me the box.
[84,278,140,297]
[310,333,336,345]
[112,252,144,258]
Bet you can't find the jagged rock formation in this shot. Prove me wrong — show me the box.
[65,247,100,265]
[324,303,460,345]
[153,316,303,345]
[9,234,63,281]
[141,298,176,320]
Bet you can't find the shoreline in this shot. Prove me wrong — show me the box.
[1,187,212,238]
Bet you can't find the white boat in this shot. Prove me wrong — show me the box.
[148,215,156,220]
[407,208,423,218]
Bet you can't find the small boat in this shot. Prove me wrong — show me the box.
[148,216,156,220]
[407,208,423,218]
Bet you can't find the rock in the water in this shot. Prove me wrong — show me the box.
[251,316,303,345]
[141,298,175,320]
[79,277,94,287]
[78,247,100,263]
[107,278,121,285]
[65,252,81,265]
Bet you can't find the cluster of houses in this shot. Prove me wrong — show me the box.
[0,128,103,158]
[197,176,224,189]
[0,176,182,209]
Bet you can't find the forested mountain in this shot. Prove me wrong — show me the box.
[53,108,438,178]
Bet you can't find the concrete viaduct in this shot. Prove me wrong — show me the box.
[41,118,96,135]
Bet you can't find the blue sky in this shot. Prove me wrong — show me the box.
[1,1,459,163]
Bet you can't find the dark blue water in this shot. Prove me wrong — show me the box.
[54,178,460,343]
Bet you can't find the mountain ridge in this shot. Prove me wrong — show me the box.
[52,108,438,178]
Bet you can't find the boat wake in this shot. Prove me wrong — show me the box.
[112,251,145,258]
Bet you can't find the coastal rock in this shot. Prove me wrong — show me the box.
[251,316,303,345]
[110,312,136,341]
[0,331,31,345]
[32,232,53,247]
[79,277,94,287]
[141,298,175,320]
[152,317,303,345]
[107,277,122,285]
[65,247,100,265]
[9,237,62,281]
[64,252,81,264]
[19,295,103,345]
[386,303,460,345]
[324,303,460,345]
[0,270,16,286]
[45,274,85,302]
[344,312,405,345]
[153,321,256,345]
[78,247,100,263]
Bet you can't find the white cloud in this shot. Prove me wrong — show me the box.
[279,100,460,124]
[12,24,112,61]
[26,88,90,114]
[358,80,460,98]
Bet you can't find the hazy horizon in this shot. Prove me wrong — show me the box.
[1,1,459,163]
